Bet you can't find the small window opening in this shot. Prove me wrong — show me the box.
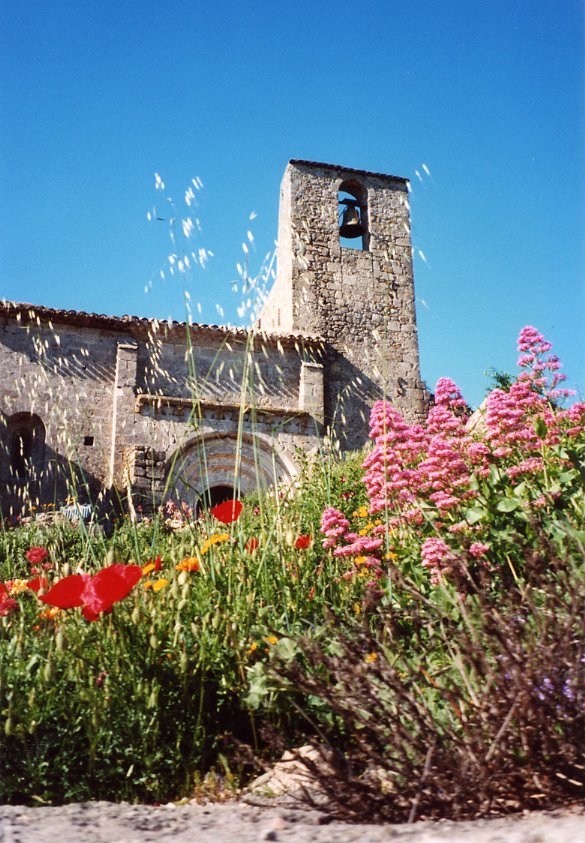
[338,180,369,250]
[83,435,94,446]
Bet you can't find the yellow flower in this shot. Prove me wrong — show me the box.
[353,602,362,615]
[142,562,157,576]
[143,580,153,590]
[247,641,259,654]
[365,652,378,664]
[8,579,29,595]
[264,635,278,646]
[200,533,230,555]
[355,556,368,566]
[153,579,169,592]
[353,505,369,519]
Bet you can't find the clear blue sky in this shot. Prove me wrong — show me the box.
[1,0,583,409]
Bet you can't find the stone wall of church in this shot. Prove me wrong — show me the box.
[0,303,323,517]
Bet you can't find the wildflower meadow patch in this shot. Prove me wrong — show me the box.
[0,327,584,818]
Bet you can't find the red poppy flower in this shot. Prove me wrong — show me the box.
[294,534,312,550]
[39,564,142,621]
[38,574,88,609]
[26,546,49,565]
[210,500,243,524]
[26,576,49,593]
[80,565,143,620]
[245,537,259,553]
[0,582,18,617]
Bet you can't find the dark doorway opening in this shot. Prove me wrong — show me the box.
[199,485,236,512]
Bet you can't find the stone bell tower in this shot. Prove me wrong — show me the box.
[259,159,428,450]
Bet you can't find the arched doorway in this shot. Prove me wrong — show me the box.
[165,431,294,511]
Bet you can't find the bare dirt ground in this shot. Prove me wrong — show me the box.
[0,800,584,843]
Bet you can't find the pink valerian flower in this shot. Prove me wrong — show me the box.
[421,538,459,585]
[333,534,384,557]
[320,507,350,548]
[517,326,574,402]
[365,382,476,522]
[506,457,545,479]
[469,542,490,559]
[563,403,585,438]
[426,378,468,436]
[363,401,428,514]
[483,326,581,459]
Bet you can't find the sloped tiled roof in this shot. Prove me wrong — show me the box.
[0,300,323,349]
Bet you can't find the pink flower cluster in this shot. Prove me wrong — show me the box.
[484,327,583,464]
[363,377,474,521]
[321,327,585,586]
[321,509,383,554]
[421,538,458,585]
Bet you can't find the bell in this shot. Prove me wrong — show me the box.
[339,199,365,238]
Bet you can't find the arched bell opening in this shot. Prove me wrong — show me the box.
[338,179,369,250]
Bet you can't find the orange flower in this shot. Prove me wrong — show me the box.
[200,533,230,554]
[142,556,163,575]
[175,556,200,573]
[38,606,62,621]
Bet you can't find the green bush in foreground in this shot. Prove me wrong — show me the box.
[262,326,585,820]
[0,452,368,804]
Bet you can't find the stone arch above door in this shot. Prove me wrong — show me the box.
[165,431,295,509]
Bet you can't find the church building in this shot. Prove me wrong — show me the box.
[0,160,428,518]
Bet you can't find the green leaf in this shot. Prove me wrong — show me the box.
[244,662,270,709]
[497,498,520,512]
[273,637,299,662]
[534,417,548,439]
[465,506,488,525]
